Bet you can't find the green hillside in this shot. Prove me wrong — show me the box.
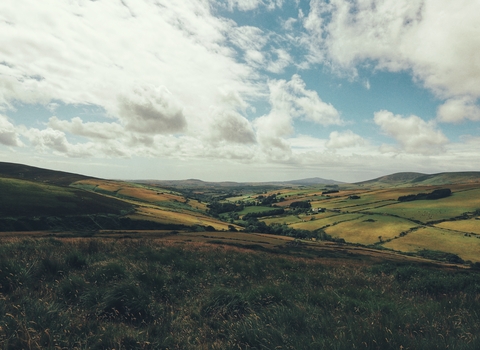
[0,177,132,217]
[0,161,91,186]
[357,171,480,187]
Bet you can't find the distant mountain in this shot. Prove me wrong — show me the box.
[138,177,343,188]
[0,162,92,186]
[281,177,343,185]
[356,171,480,187]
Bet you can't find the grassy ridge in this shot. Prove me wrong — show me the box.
[0,178,131,217]
[1,238,479,349]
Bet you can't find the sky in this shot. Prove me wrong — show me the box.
[1,0,480,182]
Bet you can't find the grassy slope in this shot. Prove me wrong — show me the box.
[72,179,236,230]
[0,177,131,217]
[1,237,479,349]
[0,161,90,186]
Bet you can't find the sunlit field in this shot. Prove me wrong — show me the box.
[323,215,418,245]
[384,227,480,263]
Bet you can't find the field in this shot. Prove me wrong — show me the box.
[384,227,480,263]
[323,215,417,245]
[435,218,480,234]
[366,189,480,223]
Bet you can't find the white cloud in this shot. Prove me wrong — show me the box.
[374,110,448,155]
[48,117,124,140]
[222,0,283,11]
[208,108,256,144]
[305,0,480,99]
[253,74,341,160]
[117,85,187,135]
[23,127,94,157]
[266,49,292,73]
[326,130,366,149]
[0,114,22,146]
[0,0,257,126]
[437,98,480,123]
[269,74,341,125]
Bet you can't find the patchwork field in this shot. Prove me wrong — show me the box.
[367,189,480,223]
[1,162,480,266]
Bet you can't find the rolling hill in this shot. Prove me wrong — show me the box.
[0,161,93,186]
[356,171,480,187]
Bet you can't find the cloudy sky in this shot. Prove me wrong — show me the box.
[1,0,479,182]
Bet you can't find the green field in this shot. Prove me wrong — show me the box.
[367,189,480,223]
[238,205,280,215]
[290,213,363,231]
[384,227,480,262]
[324,215,418,245]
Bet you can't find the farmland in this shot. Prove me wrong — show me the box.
[1,163,480,263]
[2,163,480,348]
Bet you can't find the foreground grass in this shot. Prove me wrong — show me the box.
[1,238,480,349]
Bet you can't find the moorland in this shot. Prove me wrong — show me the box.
[1,162,480,349]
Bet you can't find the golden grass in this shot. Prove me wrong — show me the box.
[384,227,480,262]
[435,218,480,234]
[323,215,418,245]
[290,213,363,231]
[130,207,236,231]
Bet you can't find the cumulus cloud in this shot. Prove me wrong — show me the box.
[437,98,480,123]
[305,0,480,99]
[374,110,448,155]
[0,115,22,146]
[209,109,256,144]
[254,74,341,159]
[117,86,187,135]
[326,130,366,149]
[23,127,94,157]
[269,74,341,125]
[0,0,257,121]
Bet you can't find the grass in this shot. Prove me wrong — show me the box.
[0,178,131,217]
[237,206,280,215]
[435,218,480,234]
[0,237,480,349]
[384,226,480,262]
[368,189,480,223]
[131,207,237,231]
[290,213,364,231]
[323,214,418,245]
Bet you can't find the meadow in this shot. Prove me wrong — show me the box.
[1,237,480,349]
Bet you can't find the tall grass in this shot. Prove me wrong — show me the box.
[0,238,479,349]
